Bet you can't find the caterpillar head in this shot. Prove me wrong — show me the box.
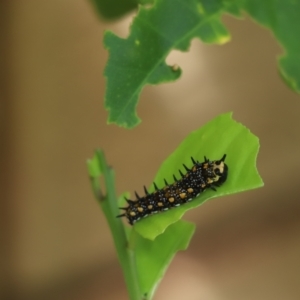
[211,154,228,186]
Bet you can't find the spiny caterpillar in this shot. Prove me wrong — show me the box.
[117,154,228,225]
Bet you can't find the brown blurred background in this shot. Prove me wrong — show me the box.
[1,1,300,300]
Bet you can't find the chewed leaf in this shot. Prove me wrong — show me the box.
[103,0,300,128]
[104,0,229,128]
[133,113,263,240]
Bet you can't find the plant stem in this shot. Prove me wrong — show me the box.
[90,150,141,300]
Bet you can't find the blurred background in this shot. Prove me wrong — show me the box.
[1,1,300,299]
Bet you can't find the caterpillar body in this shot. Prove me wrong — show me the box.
[117,154,228,225]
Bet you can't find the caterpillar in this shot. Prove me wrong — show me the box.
[117,154,228,225]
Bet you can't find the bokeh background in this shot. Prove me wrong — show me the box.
[1,1,300,300]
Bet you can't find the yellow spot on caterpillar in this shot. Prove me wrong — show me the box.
[192,166,197,172]
[213,161,225,174]
[203,163,208,169]
[157,202,163,207]
[179,193,186,199]
[201,184,206,188]
[165,192,170,198]
[187,188,193,193]
[168,197,175,203]
[148,205,153,210]
[137,207,143,213]
[129,211,136,216]
[207,178,213,184]
[213,176,219,182]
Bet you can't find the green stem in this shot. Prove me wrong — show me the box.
[89,150,141,300]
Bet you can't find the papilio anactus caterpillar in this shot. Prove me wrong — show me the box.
[117,154,228,225]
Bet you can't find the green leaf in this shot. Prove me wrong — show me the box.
[224,0,300,93]
[90,0,138,20]
[103,0,300,128]
[104,0,229,128]
[88,150,144,300]
[133,220,195,298]
[133,113,263,240]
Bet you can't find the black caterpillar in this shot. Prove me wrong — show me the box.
[117,154,228,225]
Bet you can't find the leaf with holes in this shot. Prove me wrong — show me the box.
[104,0,229,128]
